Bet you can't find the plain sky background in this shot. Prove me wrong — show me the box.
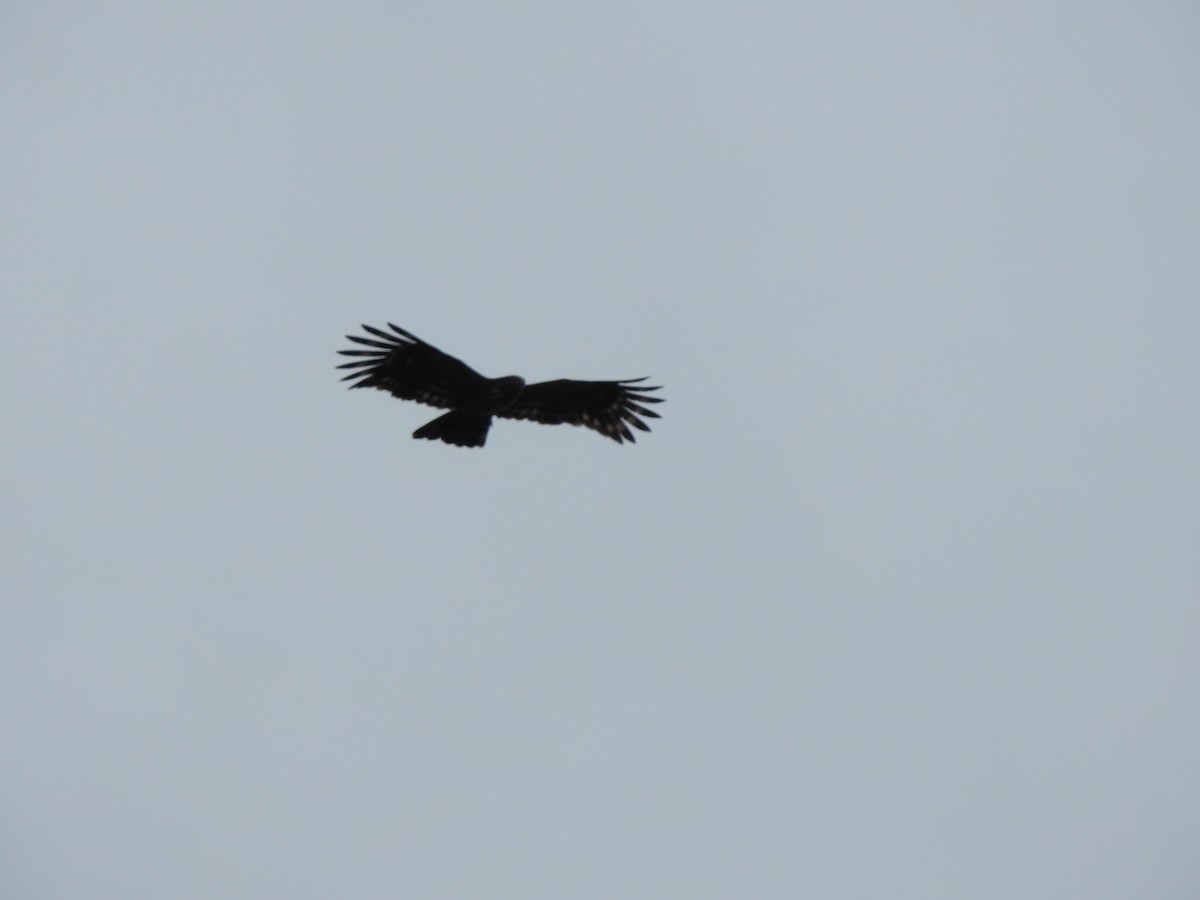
[2,2,1199,898]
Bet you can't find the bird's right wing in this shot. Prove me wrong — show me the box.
[337,323,486,409]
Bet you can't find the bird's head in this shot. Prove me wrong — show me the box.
[489,375,526,408]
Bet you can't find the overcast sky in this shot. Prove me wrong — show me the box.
[3,2,1199,898]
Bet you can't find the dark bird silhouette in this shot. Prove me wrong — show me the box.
[337,323,663,447]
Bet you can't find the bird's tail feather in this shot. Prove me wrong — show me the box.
[413,410,492,447]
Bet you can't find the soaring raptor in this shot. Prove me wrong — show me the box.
[337,323,663,447]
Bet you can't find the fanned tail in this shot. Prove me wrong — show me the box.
[412,410,492,448]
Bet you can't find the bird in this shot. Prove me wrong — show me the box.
[336,323,664,448]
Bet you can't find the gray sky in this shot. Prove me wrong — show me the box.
[3,1,1199,897]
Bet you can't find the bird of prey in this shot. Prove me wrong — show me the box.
[337,323,663,448]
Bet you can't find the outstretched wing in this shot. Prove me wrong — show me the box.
[336,323,487,409]
[497,378,663,443]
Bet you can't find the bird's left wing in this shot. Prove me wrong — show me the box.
[497,378,663,443]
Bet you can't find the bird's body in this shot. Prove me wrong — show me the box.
[337,323,663,447]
